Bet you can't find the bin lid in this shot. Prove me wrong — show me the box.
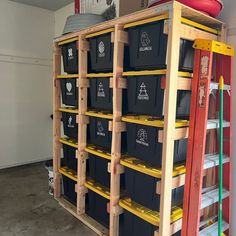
[86,111,113,120]
[121,156,186,178]
[59,107,79,114]
[59,167,77,182]
[59,137,78,148]
[122,115,189,128]
[85,178,111,200]
[119,198,183,226]
[85,145,112,161]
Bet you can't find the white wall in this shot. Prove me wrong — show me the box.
[55,3,74,38]
[219,1,236,234]
[0,0,54,168]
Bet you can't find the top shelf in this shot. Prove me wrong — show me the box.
[55,1,224,45]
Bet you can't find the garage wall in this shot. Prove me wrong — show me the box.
[0,0,54,169]
[219,0,236,233]
[55,3,74,38]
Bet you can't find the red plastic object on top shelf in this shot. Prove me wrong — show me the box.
[148,0,223,18]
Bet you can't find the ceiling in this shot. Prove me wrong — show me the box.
[9,0,74,11]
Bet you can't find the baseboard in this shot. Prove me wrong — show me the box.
[0,157,52,170]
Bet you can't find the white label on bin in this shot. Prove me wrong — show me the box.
[139,32,152,52]
[97,82,105,97]
[98,41,105,58]
[138,82,149,100]
[67,116,74,128]
[97,121,105,136]
[68,48,74,59]
[136,128,149,146]
[66,82,73,95]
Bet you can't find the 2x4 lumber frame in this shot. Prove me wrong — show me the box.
[77,36,89,215]
[158,3,182,236]
[53,43,62,198]
[109,25,127,236]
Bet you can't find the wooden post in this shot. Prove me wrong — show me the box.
[53,42,62,198]
[110,25,127,236]
[158,3,182,236]
[77,36,89,215]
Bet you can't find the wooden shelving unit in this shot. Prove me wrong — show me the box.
[53,1,226,236]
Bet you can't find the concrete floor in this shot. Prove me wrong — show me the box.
[0,162,96,236]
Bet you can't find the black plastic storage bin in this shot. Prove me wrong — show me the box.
[125,168,184,211]
[88,154,110,188]
[62,112,78,139]
[126,123,187,168]
[88,154,125,189]
[122,211,181,236]
[86,191,110,228]
[89,77,113,111]
[61,42,78,74]
[89,116,127,152]
[62,144,77,172]
[126,20,194,72]
[62,176,77,205]
[60,78,78,107]
[126,75,191,118]
[89,33,113,72]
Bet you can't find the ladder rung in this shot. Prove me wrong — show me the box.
[210,82,231,91]
[199,220,229,235]
[201,188,229,210]
[204,153,230,170]
[207,119,230,130]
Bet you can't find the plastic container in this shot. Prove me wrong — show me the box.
[88,154,125,189]
[148,0,223,18]
[62,176,77,205]
[61,42,78,74]
[60,78,78,107]
[88,154,111,188]
[62,144,77,172]
[86,191,110,227]
[126,123,187,168]
[89,116,127,152]
[126,75,191,118]
[122,211,181,236]
[89,77,113,111]
[125,168,184,211]
[89,33,114,72]
[126,20,194,71]
[62,112,78,139]
[89,116,112,150]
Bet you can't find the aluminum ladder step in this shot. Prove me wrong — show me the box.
[210,82,231,92]
[204,153,230,170]
[201,188,230,210]
[207,119,230,130]
[200,220,229,235]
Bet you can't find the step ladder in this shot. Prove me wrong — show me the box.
[181,39,234,236]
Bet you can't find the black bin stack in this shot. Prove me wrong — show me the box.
[85,30,121,228]
[119,18,193,236]
[60,39,79,205]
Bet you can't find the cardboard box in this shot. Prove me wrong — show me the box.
[81,0,149,19]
